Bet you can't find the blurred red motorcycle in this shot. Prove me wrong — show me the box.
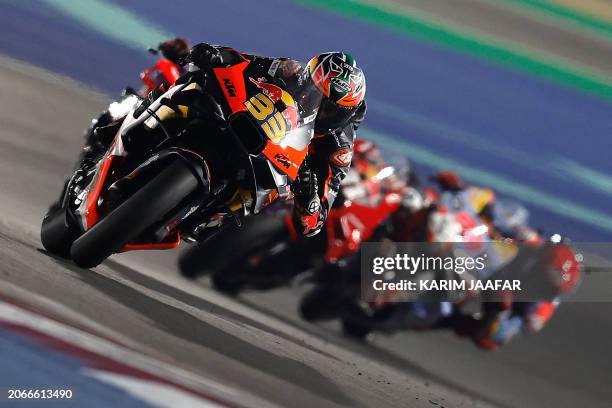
[139,47,184,95]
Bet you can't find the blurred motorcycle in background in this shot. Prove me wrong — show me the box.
[178,153,412,294]
[298,182,583,343]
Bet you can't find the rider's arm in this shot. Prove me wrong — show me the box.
[189,42,294,70]
[189,43,250,67]
[292,124,356,236]
[352,100,367,131]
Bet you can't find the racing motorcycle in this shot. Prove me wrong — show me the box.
[177,162,408,294]
[41,48,322,268]
[298,188,582,339]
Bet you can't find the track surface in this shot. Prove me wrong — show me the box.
[1,1,612,407]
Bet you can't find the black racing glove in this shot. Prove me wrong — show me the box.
[189,43,222,68]
[292,165,325,236]
[294,165,319,213]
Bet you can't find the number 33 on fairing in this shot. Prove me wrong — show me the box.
[244,93,287,143]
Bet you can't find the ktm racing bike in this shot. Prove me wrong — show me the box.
[41,50,322,268]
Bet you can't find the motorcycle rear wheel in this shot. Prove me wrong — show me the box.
[341,304,374,340]
[70,160,201,268]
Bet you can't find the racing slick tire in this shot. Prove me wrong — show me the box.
[179,214,287,279]
[341,304,374,339]
[341,318,372,340]
[210,270,245,296]
[208,216,290,294]
[178,223,241,279]
[41,207,81,259]
[70,160,200,268]
[299,287,349,322]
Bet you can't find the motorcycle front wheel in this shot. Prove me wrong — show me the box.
[70,160,201,268]
[40,207,80,259]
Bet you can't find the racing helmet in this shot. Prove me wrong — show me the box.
[158,38,190,64]
[305,52,366,133]
[542,242,582,294]
[513,240,582,304]
[352,139,384,179]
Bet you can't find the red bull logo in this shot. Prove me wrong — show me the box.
[249,77,299,130]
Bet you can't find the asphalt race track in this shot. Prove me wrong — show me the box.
[1,0,612,407]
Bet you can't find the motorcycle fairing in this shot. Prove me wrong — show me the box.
[211,61,317,181]
[71,57,318,251]
[76,136,127,231]
[325,192,402,263]
[76,83,192,231]
[213,62,250,114]
[140,58,182,94]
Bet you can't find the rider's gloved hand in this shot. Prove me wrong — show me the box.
[189,43,222,68]
[292,165,325,236]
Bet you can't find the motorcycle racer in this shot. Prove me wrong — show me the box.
[81,41,367,237]
[431,171,542,244]
[453,298,565,350]
[388,170,542,244]
[389,170,576,320]
[42,37,367,268]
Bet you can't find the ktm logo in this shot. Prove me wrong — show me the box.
[223,78,236,97]
[274,153,291,169]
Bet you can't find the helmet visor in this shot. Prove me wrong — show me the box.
[315,98,355,133]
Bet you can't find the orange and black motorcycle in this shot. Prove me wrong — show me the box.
[41,49,322,268]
